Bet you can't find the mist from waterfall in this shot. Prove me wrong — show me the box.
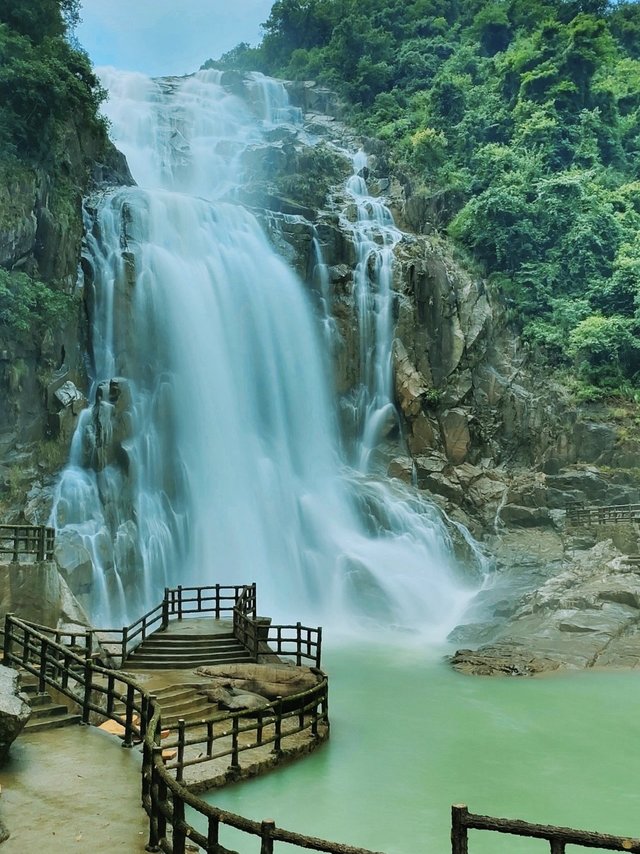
[51,68,477,638]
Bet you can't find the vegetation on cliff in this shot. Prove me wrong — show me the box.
[207,0,640,396]
[0,0,107,336]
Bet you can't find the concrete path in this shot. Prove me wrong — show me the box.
[0,725,148,852]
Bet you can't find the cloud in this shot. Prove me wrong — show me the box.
[78,0,273,76]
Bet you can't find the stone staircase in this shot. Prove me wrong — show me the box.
[123,628,254,671]
[20,677,82,732]
[112,682,220,729]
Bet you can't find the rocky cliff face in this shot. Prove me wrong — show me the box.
[0,117,131,523]
[245,77,640,672]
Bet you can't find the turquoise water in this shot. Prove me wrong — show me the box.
[204,644,640,853]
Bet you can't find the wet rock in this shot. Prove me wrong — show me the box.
[499,504,553,528]
[450,540,640,674]
[387,457,413,484]
[195,663,320,700]
[394,341,430,419]
[439,408,471,465]
[0,665,30,761]
[199,686,269,712]
[450,645,561,676]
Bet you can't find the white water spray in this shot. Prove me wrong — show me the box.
[339,151,402,472]
[52,69,476,637]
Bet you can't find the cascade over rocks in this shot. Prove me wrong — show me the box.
[4,68,640,670]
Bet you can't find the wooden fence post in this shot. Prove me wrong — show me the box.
[3,614,13,665]
[38,637,47,694]
[451,804,469,854]
[36,525,46,562]
[207,815,220,851]
[176,719,185,783]
[296,622,302,666]
[82,654,93,724]
[260,819,276,854]
[172,791,186,854]
[316,627,322,668]
[162,588,169,630]
[122,625,129,665]
[550,841,566,854]
[177,585,183,620]
[123,683,135,748]
[273,697,283,757]
[230,716,240,771]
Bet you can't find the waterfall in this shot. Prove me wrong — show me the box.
[51,69,476,638]
[340,151,401,472]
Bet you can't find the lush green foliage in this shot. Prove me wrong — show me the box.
[0,0,105,345]
[0,0,106,160]
[0,269,73,341]
[209,0,640,393]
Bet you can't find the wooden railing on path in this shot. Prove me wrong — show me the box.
[0,525,55,562]
[1,613,374,854]
[566,503,640,526]
[94,583,322,668]
[452,804,640,853]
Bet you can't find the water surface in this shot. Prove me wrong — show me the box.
[207,645,640,853]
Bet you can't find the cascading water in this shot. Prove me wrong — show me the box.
[341,151,402,473]
[51,68,477,636]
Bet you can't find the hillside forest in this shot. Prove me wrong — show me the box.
[206,0,640,399]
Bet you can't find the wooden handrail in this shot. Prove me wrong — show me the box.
[452,804,640,853]
[566,503,640,526]
[0,525,55,562]
[1,613,363,854]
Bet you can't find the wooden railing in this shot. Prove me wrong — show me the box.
[1,614,385,854]
[265,621,322,668]
[95,584,322,669]
[164,583,257,621]
[452,804,640,853]
[166,679,328,783]
[232,588,323,668]
[0,525,55,562]
[92,599,166,664]
[93,584,258,663]
[566,503,640,526]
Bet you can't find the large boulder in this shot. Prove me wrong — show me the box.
[195,663,321,700]
[0,665,30,761]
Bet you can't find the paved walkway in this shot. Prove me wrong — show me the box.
[0,725,148,851]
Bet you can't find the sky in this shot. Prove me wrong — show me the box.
[77,0,275,77]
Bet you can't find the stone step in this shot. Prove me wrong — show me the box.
[152,632,235,642]
[21,690,52,708]
[28,702,70,719]
[134,645,245,658]
[24,713,82,733]
[164,706,219,727]
[128,649,250,664]
[126,654,254,670]
[143,633,235,645]
[138,641,244,653]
